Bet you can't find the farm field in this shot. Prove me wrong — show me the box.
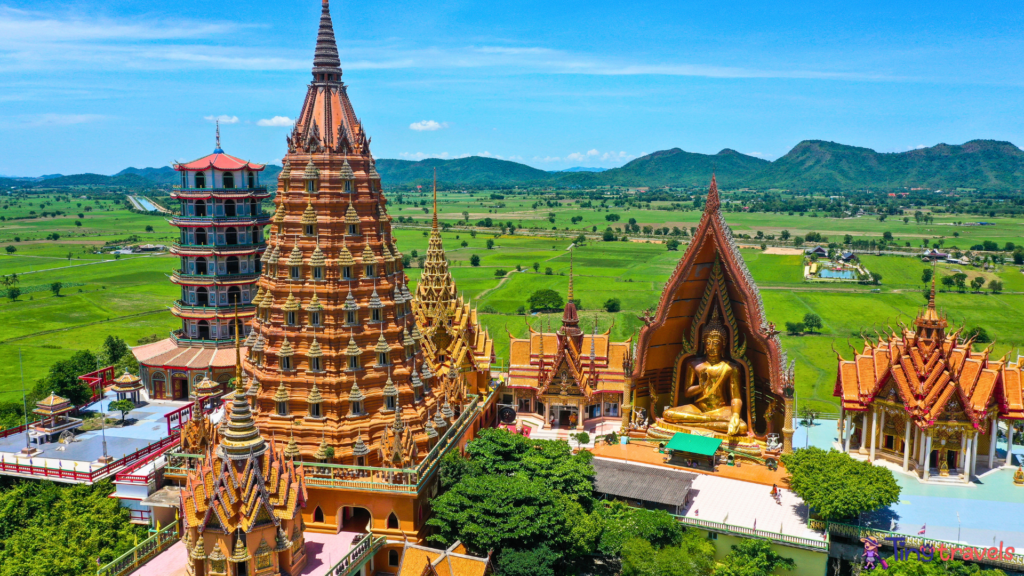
[1,191,1022,412]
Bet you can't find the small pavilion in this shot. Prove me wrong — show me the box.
[31,393,82,444]
[111,371,144,404]
[193,374,223,412]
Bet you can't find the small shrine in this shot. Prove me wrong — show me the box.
[629,175,796,458]
[505,252,633,429]
[111,370,144,403]
[31,393,82,444]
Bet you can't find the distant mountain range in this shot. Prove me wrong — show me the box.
[557,167,607,173]
[4,139,1023,192]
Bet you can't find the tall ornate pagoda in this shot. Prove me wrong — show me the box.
[134,126,269,400]
[629,176,795,454]
[411,177,495,402]
[180,325,309,576]
[504,253,633,428]
[245,0,442,473]
[834,279,1023,483]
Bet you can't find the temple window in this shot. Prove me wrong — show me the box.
[378,351,389,366]
[224,200,236,217]
[350,400,363,415]
[309,399,321,417]
[247,172,255,189]
[290,266,301,280]
[195,200,207,217]
[281,356,291,371]
[365,264,375,277]
[371,309,381,322]
[346,310,358,325]
[389,550,399,566]
[342,266,353,280]
[287,311,296,326]
[195,172,206,189]
[348,356,359,370]
[414,386,422,402]
[310,312,321,326]
[276,399,288,416]
[304,224,315,236]
[313,266,324,280]
[344,180,351,192]
[348,224,359,235]
[306,180,315,192]
[387,514,399,530]
[313,506,324,523]
[223,172,234,189]
[310,357,322,372]
[356,455,365,466]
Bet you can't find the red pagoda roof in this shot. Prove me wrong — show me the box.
[175,151,265,173]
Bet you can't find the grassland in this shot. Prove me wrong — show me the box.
[1,190,1022,413]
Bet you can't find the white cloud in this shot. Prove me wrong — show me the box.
[204,115,238,124]
[908,144,927,150]
[256,116,293,127]
[409,120,448,132]
[399,152,451,160]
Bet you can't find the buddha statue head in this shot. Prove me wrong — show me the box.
[702,308,727,362]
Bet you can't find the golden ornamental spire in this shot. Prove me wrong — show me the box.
[432,167,438,230]
[568,248,574,301]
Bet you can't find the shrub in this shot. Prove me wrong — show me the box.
[603,298,621,313]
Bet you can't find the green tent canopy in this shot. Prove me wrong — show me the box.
[665,433,722,456]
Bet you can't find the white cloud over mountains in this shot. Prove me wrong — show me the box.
[534,149,635,164]
[409,120,448,131]
[204,115,238,124]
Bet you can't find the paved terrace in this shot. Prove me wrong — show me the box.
[796,418,1024,548]
[0,392,191,481]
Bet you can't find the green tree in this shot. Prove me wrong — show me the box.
[988,279,1004,293]
[953,272,968,292]
[49,282,63,297]
[528,289,564,311]
[145,225,154,232]
[968,326,991,343]
[666,239,680,251]
[469,254,480,266]
[780,230,790,241]
[921,268,933,285]
[109,399,135,425]
[603,229,616,241]
[570,431,590,451]
[38,350,97,405]
[603,298,621,313]
[103,335,129,364]
[4,245,14,254]
[970,276,985,291]
[802,313,823,333]
[792,237,804,247]
[716,539,796,576]
[497,545,559,576]
[532,262,540,272]
[941,275,955,291]
[545,267,554,275]
[606,213,620,222]
[486,239,495,250]
[781,447,900,521]
[6,287,20,302]
[784,322,804,334]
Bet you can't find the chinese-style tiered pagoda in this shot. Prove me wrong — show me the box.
[411,177,495,402]
[505,253,633,429]
[629,176,795,454]
[134,125,269,400]
[834,279,1023,483]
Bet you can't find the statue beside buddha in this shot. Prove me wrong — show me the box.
[661,308,748,437]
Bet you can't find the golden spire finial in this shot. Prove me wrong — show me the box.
[233,305,243,392]
[928,261,937,310]
[432,167,438,230]
[567,248,574,301]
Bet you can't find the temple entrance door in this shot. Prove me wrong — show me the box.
[172,378,188,400]
[236,560,248,576]
[338,506,372,533]
[558,408,571,427]
[947,450,959,471]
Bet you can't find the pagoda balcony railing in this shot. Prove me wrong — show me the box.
[163,391,492,496]
[172,185,269,193]
[96,522,179,576]
[172,213,271,223]
[173,301,256,314]
[169,330,242,348]
[324,533,385,576]
[171,270,261,284]
[172,241,265,253]
[675,515,829,552]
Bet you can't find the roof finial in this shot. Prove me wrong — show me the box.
[312,0,342,79]
[432,168,438,230]
[568,248,574,301]
[705,173,719,213]
[928,261,937,310]
[214,120,223,154]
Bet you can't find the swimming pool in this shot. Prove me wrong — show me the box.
[819,269,856,279]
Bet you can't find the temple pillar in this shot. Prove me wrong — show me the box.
[923,434,932,479]
[838,407,845,450]
[781,395,795,455]
[869,408,878,461]
[877,409,886,457]
[859,411,869,454]
[575,401,583,431]
[543,402,551,430]
[959,434,967,470]
[988,417,998,467]
[843,414,853,452]
[903,419,912,471]
[970,431,979,480]
[963,435,973,483]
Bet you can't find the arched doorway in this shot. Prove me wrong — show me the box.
[225,199,236,217]
[223,172,235,189]
[195,257,208,275]
[225,227,237,245]
[195,228,207,245]
[337,506,372,533]
[195,287,209,306]
[226,256,239,274]
[151,372,166,400]
[195,199,207,216]
[197,320,210,340]
[194,173,206,190]
[313,506,325,524]
[227,286,241,304]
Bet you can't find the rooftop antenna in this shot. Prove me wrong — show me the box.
[214,120,223,153]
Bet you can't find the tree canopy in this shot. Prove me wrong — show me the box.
[716,539,795,576]
[528,288,564,312]
[781,447,900,521]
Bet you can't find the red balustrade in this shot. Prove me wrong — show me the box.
[79,366,116,402]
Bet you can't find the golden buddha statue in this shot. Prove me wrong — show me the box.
[663,308,748,436]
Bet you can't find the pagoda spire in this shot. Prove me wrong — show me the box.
[312,0,342,79]
[219,311,266,462]
[561,249,582,344]
[432,168,438,230]
[214,120,223,154]
[705,173,719,213]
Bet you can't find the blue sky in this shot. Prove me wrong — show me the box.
[1,0,1023,176]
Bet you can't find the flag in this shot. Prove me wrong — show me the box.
[918,524,927,535]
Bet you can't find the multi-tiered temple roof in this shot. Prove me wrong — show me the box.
[835,280,1024,428]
